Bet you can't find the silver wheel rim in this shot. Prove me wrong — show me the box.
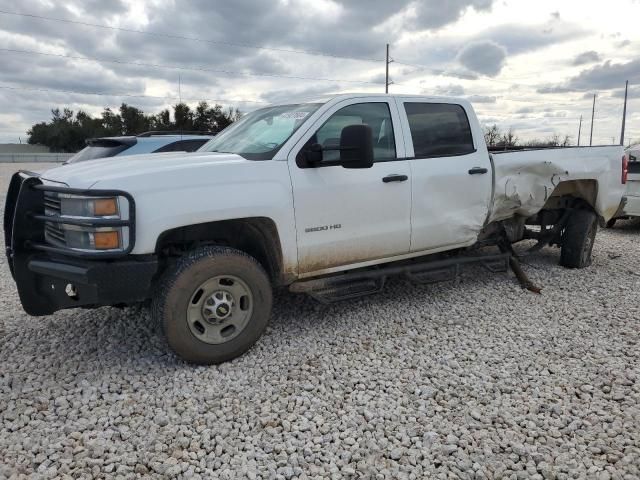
[186,275,254,345]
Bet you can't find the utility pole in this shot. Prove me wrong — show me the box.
[385,44,393,93]
[577,115,582,146]
[589,93,596,146]
[620,80,628,146]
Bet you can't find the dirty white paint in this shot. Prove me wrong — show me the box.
[489,146,625,223]
[33,94,627,282]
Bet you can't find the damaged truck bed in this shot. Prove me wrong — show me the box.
[490,146,625,224]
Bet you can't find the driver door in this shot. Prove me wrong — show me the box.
[287,98,411,275]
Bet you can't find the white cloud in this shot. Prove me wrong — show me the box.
[0,0,639,145]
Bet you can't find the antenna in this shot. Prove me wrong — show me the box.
[178,75,183,138]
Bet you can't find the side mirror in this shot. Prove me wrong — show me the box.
[305,143,323,164]
[339,124,374,169]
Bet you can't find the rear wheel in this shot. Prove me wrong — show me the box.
[560,209,598,268]
[152,246,273,364]
[605,218,617,228]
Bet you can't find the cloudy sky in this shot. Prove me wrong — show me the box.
[0,0,639,145]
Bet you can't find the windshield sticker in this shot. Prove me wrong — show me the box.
[278,111,310,120]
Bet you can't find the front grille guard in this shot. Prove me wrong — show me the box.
[6,172,136,260]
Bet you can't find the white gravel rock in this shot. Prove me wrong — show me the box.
[1,163,639,478]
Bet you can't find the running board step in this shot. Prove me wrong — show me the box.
[290,253,510,303]
[304,277,385,303]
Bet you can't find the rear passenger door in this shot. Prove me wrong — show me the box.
[395,99,493,252]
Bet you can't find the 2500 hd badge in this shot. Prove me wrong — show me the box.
[305,224,342,233]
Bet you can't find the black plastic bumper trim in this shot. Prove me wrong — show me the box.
[21,255,158,316]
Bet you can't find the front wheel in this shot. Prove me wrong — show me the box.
[560,209,598,268]
[152,246,273,364]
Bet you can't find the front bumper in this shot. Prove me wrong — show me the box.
[18,254,158,315]
[5,171,158,316]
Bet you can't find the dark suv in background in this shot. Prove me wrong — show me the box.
[66,131,215,164]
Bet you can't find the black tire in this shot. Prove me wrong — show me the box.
[605,218,617,228]
[152,246,272,364]
[560,209,598,268]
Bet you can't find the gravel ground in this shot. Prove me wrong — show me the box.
[1,163,639,480]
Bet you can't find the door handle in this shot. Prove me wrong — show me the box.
[468,167,488,175]
[382,174,408,183]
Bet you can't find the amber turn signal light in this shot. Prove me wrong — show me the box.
[94,198,118,216]
[94,231,120,249]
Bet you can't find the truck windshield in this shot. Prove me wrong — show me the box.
[199,103,322,160]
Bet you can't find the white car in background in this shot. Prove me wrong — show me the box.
[608,145,639,227]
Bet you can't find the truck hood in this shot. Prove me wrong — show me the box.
[40,151,248,189]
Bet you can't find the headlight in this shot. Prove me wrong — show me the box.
[44,193,131,252]
[61,227,124,250]
[60,196,119,217]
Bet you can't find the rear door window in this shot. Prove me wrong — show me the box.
[153,139,209,153]
[404,103,475,158]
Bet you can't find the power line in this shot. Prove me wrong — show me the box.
[0,10,384,63]
[0,11,500,87]
[0,47,385,85]
[0,84,269,104]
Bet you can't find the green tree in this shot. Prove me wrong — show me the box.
[119,104,151,135]
[193,101,214,132]
[27,121,51,147]
[27,101,241,151]
[152,109,172,131]
[173,103,194,131]
[101,108,123,135]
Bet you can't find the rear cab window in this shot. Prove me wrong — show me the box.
[403,103,475,158]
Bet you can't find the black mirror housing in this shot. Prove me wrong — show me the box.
[304,143,323,164]
[339,124,374,169]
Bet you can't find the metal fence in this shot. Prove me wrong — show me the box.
[0,153,73,163]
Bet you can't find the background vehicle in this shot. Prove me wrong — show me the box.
[607,145,638,227]
[5,94,626,364]
[65,131,215,164]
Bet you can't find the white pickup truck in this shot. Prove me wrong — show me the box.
[5,94,627,364]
